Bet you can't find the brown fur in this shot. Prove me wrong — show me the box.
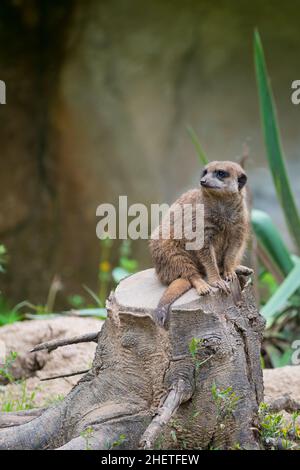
[150,161,251,326]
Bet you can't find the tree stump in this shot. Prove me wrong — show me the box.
[0,268,265,450]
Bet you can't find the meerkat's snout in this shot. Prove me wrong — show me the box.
[200,176,209,187]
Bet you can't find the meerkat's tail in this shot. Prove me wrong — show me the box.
[153,278,192,327]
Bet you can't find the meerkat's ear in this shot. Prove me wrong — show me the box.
[238,173,247,190]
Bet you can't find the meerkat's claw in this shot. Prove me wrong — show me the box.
[235,265,253,276]
[197,284,212,296]
[209,278,231,294]
[191,278,212,296]
[223,271,238,283]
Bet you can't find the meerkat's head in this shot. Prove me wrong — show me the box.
[200,161,247,196]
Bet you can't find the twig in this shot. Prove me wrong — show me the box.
[40,369,90,381]
[30,332,99,353]
[139,379,193,449]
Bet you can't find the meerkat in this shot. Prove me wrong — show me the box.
[149,160,253,327]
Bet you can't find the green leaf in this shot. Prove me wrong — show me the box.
[251,209,294,277]
[68,294,85,308]
[119,257,138,272]
[0,311,21,326]
[261,261,300,327]
[264,344,292,368]
[254,31,300,251]
[186,126,209,166]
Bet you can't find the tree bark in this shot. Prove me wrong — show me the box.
[0,268,265,450]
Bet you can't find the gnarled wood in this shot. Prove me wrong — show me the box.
[0,268,265,450]
[140,379,194,449]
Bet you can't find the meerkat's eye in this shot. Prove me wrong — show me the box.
[202,169,208,177]
[215,170,229,180]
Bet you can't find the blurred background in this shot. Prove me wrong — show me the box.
[0,0,299,312]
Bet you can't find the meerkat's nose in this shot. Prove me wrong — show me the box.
[200,178,207,186]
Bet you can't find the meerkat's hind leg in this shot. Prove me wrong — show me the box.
[235,265,253,276]
[190,274,211,295]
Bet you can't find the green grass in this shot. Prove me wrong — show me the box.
[258,402,300,449]
[1,381,37,412]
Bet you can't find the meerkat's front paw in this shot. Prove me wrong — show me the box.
[208,277,231,294]
[191,278,212,296]
[235,265,253,276]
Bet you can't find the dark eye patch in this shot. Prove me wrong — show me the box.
[215,170,229,179]
[202,169,208,177]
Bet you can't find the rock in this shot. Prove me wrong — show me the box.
[0,317,102,406]
[0,340,6,365]
[263,366,300,403]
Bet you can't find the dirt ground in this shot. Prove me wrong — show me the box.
[0,317,102,406]
[0,317,300,408]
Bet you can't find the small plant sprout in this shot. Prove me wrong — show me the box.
[80,427,94,450]
[231,442,242,450]
[108,434,126,449]
[211,383,240,423]
[257,402,298,449]
[170,429,177,444]
[1,380,37,412]
[258,402,283,441]
[189,337,204,359]
[291,411,300,439]
[188,337,212,371]
[0,244,7,273]
[0,351,18,383]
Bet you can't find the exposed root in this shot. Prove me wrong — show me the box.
[57,410,151,450]
[30,331,99,353]
[0,408,47,428]
[139,379,193,450]
[0,404,65,449]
